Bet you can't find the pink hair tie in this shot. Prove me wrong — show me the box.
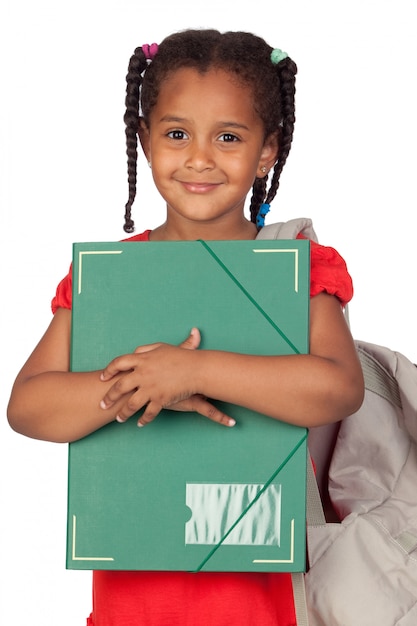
[142,43,159,60]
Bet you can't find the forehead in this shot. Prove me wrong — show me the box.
[151,67,261,126]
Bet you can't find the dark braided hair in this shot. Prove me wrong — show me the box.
[123,29,297,233]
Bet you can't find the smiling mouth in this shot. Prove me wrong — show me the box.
[179,181,222,193]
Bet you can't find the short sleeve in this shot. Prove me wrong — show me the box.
[308,239,353,306]
[51,264,73,313]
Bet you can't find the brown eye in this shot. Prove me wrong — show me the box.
[219,133,239,142]
[167,130,188,140]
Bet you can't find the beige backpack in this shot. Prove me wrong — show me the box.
[257,220,417,626]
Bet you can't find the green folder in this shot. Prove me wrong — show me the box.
[67,239,310,572]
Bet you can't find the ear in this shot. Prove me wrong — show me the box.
[257,132,279,178]
[138,118,151,161]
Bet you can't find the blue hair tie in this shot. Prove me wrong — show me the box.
[256,203,270,228]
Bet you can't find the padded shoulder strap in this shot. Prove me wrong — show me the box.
[256,218,319,243]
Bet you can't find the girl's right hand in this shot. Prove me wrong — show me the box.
[100,328,236,428]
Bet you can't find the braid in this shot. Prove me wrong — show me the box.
[123,47,148,233]
[265,57,297,208]
[249,177,268,224]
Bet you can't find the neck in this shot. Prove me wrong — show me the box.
[149,216,258,242]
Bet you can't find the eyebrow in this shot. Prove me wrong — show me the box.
[158,115,250,131]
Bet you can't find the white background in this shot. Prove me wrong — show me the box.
[1,1,416,624]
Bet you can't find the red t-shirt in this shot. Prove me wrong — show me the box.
[53,230,353,626]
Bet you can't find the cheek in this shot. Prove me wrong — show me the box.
[229,158,260,186]
[150,155,169,181]
[152,150,177,171]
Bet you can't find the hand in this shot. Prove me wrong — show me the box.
[100,328,235,428]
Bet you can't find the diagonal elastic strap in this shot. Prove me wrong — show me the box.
[194,432,308,572]
[198,240,301,354]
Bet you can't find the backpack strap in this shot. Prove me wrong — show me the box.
[256,218,320,625]
[289,455,328,626]
[356,345,402,409]
[291,572,310,626]
[306,454,327,527]
[256,218,319,243]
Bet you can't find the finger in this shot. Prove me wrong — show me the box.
[133,342,163,355]
[114,389,151,423]
[100,372,142,410]
[179,327,201,351]
[191,396,236,427]
[137,402,162,427]
[100,354,137,382]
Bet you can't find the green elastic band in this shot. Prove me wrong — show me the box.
[194,431,308,572]
[198,240,300,355]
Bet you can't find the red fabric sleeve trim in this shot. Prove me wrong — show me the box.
[51,267,73,314]
[297,235,353,307]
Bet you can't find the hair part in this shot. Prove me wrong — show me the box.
[123,29,297,233]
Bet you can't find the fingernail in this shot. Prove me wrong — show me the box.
[137,422,144,428]
[100,400,108,410]
[116,415,125,423]
[228,418,236,427]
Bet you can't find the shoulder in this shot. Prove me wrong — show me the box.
[306,238,353,306]
[258,219,353,306]
[51,230,152,313]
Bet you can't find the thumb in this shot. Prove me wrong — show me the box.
[179,327,201,351]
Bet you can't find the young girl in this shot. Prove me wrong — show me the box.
[8,29,364,626]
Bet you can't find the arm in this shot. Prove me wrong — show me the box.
[7,309,132,442]
[7,309,232,443]
[100,292,364,427]
[198,293,364,426]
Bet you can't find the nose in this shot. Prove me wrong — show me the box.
[185,138,215,172]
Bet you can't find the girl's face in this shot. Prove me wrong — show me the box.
[140,67,277,239]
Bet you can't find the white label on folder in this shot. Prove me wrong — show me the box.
[185,483,281,546]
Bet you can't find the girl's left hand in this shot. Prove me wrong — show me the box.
[99,328,235,428]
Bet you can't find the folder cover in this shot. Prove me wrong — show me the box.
[67,239,310,572]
